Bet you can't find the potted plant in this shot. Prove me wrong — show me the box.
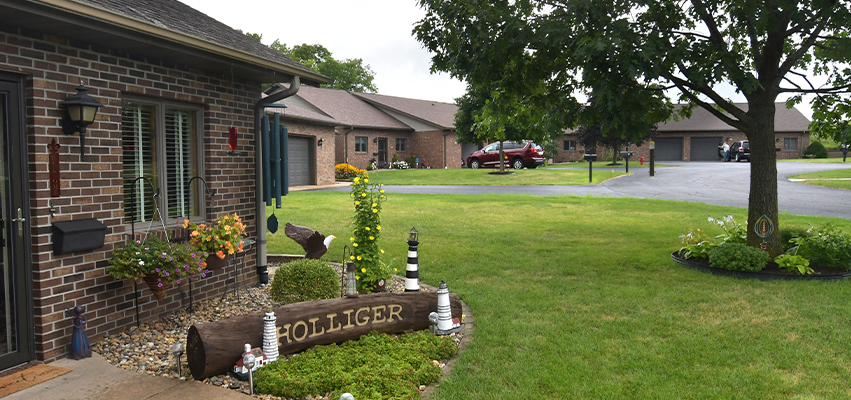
[107,236,207,301]
[183,213,246,270]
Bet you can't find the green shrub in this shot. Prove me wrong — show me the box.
[790,224,851,270]
[270,258,340,304]
[253,331,455,399]
[780,227,810,251]
[804,141,829,158]
[709,242,769,272]
[774,254,813,275]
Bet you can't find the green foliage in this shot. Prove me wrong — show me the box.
[349,173,392,293]
[708,215,747,244]
[269,41,377,93]
[708,243,769,272]
[253,331,456,399]
[678,228,716,259]
[107,236,207,286]
[780,228,810,251]
[774,254,813,275]
[790,224,851,270]
[804,141,829,158]
[270,258,340,304]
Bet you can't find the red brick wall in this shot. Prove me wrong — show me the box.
[409,130,462,169]
[1,26,265,361]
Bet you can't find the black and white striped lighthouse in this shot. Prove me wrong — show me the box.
[405,227,420,292]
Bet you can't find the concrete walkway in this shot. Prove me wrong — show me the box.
[5,354,251,400]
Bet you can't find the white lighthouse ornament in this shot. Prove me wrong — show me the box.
[262,312,279,363]
[434,280,462,335]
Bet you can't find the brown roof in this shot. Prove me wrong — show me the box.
[281,86,412,130]
[351,92,458,130]
[16,0,326,83]
[660,102,810,132]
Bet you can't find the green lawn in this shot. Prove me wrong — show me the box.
[363,167,627,185]
[789,168,851,190]
[267,192,851,399]
[779,157,849,163]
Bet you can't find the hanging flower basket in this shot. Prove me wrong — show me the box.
[205,254,228,271]
[143,273,168,302]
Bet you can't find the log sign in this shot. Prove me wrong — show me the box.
[278,303,404,345]
[187,292,463,380]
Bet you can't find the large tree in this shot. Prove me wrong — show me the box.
[270,41,378,93]
[415,0,851,253]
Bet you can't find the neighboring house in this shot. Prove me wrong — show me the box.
[553,103,811,162]
[0,0,325,366]
[266,85,462,171]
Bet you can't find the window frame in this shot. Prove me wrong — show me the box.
[355,136,368,153]
[121,96,205,227]
[783,137,798,151]
[564,140,576,151]
[395,138,408,152]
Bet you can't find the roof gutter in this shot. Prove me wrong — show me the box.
[253,75,300,284]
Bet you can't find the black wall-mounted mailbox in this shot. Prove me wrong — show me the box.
[52,218,107,255]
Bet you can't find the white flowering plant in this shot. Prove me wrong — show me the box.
[349,172,392,293]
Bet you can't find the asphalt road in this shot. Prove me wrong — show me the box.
[310,162,851,218]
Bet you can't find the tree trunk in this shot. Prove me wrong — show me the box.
[744,100,782,255]
[499,141,505,172]
[186,292,464,380]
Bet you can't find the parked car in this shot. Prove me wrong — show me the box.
[466,141,545,169]
[730,140,750,162]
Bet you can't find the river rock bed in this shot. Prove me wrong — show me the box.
[92,266,459,399]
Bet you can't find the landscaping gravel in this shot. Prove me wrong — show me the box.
[92,264,462,400]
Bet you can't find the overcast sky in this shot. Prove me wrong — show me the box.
[179,0,814,118]
[179,0,467,104]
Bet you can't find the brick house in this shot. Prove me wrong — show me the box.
[552,103,811,163]
[0,0,326,367]
[266,85,462,171]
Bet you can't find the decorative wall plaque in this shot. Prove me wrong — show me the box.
[49,139,60,197]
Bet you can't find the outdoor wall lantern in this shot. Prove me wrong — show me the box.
[62,83,103,161]
[373,137,378,143]
[317,138,324,147]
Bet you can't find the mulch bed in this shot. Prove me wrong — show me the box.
[671,251,851,281]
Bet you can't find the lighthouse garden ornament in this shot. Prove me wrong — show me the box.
[348,172,393,293]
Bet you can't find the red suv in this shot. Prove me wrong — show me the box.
[466,141,545,169]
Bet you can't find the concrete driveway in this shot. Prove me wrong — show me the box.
[310,162,851,218]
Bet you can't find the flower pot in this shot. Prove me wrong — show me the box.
[205,254,228,271]
[143,273,168,302]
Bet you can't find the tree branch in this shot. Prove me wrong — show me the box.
[665,74,749,130]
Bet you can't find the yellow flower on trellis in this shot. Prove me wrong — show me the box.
[380,249,384,254]
[372,209,377,213]
[361,268,366,273]
[350,255,355,260]
[357,256,362,261]
[362,193,367,197]
[377,226,381,230]
[353,243,358,247]
[365,227,370,231]
[355,201,360,205]
[369,236,374,240]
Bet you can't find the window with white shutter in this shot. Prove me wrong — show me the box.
[122,99,202,225]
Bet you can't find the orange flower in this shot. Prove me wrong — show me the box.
[216,250,225,259]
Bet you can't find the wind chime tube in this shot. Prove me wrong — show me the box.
[261,115,271,206]
[281,125,289,196]
[405,239,420,292]
[271,115,281,206]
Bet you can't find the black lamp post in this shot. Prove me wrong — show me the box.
[62,83,103,160]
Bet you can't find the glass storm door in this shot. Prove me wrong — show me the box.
[0,76,33,369]
[377,138,387,164]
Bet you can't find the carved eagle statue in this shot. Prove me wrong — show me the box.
[285,222,335,259]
